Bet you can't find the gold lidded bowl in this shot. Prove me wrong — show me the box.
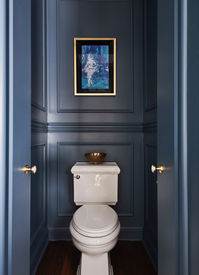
[85,152,106,165]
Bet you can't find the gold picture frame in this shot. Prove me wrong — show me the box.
[74,38,116,96]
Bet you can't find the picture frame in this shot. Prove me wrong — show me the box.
[74,38,116,96]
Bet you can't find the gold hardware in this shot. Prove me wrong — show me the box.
[85,152,106,165]
[22,165,37,175]
[151,165,165,174]
[74,38,116,96]
[75,175,80,179]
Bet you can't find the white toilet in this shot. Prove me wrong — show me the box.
[70,162,121,275]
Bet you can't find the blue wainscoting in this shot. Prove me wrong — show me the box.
[31,0,48,273]
[30,134,48,274]
[46,0,145,241]
[47,131,144,240]
[143,0,158,270]
[143,135,157,269]
[47,0,144,123]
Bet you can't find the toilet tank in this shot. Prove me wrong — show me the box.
[71,162,120,205]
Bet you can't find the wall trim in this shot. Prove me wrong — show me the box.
[144,143,157,222]
[57,141,134,217]
[48,227,143,241]
[143,238,157,271]
[30,227,48,275]
[143,122,157,132]
[56,0,134,114]
[143,0,157,112]
[30,143,47,274]
[32,121,48,132]
[31,102,46,112]
[47,122,157,132]
[31,121,157,133]
[31,144,47,245]
[31,0,47,111]
[48,122,143,132]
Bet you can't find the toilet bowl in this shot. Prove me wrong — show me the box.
[70,205,120,275]
[70,162,121,275]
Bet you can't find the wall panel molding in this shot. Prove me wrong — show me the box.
[31,121,157,133]
[30,142,48,274]
[143,122,157,132]
[144,144,157,230]
[47,0,144,241]
[32,121,48,133]
[143,0,157,113]
[55,0,134,114]
[48,122,143,132]
[31,0,47,111]
[143,142,157,269]
[31,144,47,245]
[57,141,134,217]
[30,227,48,275]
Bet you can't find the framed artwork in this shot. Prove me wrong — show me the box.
[74,38,116,96]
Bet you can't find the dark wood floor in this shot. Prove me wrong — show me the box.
[36,241,156,275]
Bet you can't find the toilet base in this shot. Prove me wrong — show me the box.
[76,252,114,275]
[77,265,113,275]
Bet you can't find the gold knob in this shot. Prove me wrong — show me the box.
[22,165,37,175]
[75,175,80,179]
[151,165,165,174]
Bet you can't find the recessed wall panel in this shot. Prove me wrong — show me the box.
[57,0,133,113]
[57,142,134,217]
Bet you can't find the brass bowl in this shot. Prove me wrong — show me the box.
[85,152,106,165]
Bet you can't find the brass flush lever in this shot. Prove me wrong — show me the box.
[151,165,165,174]
[22,165,37,175]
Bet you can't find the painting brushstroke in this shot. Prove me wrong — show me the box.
[74,38,116,96]
[81,45,109,90]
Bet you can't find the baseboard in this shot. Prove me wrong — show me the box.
[119,227,143,240]
[30,226,48,275]
[142,234,157,271]
[48,227,143,241]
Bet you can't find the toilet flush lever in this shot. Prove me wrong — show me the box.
[151,165,165,174]
[75,175,80,179]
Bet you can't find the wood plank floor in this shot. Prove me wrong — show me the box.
[36,241,156,275]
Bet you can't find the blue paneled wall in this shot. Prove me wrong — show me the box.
[30,0,158,271]
[143,0,158,270]
[46,0,145,241]
[31,0,48,273]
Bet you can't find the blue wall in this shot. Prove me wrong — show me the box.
[46,0,145,240]
[143,0,158,269]
[30,0,158,266]
[187,1,199,274]
[31,0,48,273]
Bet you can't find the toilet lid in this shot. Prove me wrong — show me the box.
[73,205,118,237]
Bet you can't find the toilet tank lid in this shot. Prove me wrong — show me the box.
[71,162,120,174]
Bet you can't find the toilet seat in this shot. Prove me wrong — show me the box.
[72,205,118,238]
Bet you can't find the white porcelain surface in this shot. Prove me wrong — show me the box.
[71,162,120,174]
[70,214,120,275]
[71,162,120,205]
[80,253,110,275]
[70,162,120,274]
[70,220,120,250]
[73,205,118,236]
[76,263,113,275]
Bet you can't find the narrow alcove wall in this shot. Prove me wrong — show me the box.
[31,0,158,273]
[46,0,144,241]
[143,0,158,269]
[31,0,48,273]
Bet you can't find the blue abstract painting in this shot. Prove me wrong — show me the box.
[81,45,109,89]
